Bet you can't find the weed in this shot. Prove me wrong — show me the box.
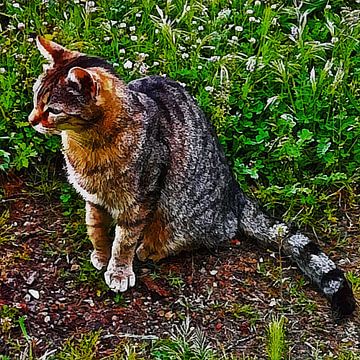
[266,316,288,360]
[49,331,101,360]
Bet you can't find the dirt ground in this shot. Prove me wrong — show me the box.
[1,174,360,359]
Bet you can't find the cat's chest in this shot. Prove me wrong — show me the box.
[64,154,135,217]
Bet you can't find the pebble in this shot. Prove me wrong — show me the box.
[29,289,40,299]
[44,316,51,323]
[210,270,218,276]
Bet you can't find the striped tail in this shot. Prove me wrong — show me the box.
[239,196,356,318]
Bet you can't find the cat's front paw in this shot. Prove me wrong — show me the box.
[91,250,110,270]
[104,265,136,292]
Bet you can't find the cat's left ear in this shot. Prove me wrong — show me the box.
[66,67,98,99]
[36,36,75,64]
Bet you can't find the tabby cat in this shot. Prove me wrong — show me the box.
[29,37,355,317]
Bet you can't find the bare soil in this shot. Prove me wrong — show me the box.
[1,174,359,359]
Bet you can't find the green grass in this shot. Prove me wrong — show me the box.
[266,316,287,360]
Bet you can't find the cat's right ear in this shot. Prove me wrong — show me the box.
[36,36,75,64]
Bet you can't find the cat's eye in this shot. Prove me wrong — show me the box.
[47,107,62,115]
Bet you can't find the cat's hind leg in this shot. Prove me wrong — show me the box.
[86,202,113,270]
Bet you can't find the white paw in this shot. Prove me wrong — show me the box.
[90,250,109,270]
[104,265,136,292]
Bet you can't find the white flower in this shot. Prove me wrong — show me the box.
[331,37,339,43]
[249,37,256,44]
[155,29,159,34]
[210,55,220,62]
[135,12,142,18]
[113,62,119,67]
[130,35,138,41]
[198,25,204,31]
[249,17,256,22]
[270,4,277,9]
[231,36,239,41]
[246,9,254,14]
[17,22,25,30]
[254,0,261,5]
[153,61,160,66]
[27,37,34,43]
[205,86,214,92]
[181,53,189,59]
[246,56,256,72]
[129,26,136,32]
[123,60,133,69]
[13,3,20,8]
[119,49,126,55]
[119,22,126,28]
[0,68,6,74]
[198,65,203,70]
[104,36,111,41]
[110,20,117,26]
[325,4,331,9]
[217,8,231,19]
[139,63,148,74]
[87,1,95,7]
[235,25,243,32]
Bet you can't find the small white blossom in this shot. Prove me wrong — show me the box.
[331,37,339,43]
[13,3,21,8]
[139,63,148,74]
[0,68,6,74]
[235,25,243,32]
[246,56,256,72]
[123,60,133,69]
[119,48,126,54]
[254,0,261,5]
[325,4,331,9]
[198,25,204,31]
[249,37,256,44]
[231,36,239,41]
[130,35,138,41]
[17,22,25,30]
[198,65,203,70]
[246,9,254,14]
[135,12,142,18]
[249,16,256,22]
[42,21,48,25]
[119,22,126,28]
[27,37,34,43]
[179,82,186,87]
[129,25,136,32]
[113,62,119,67]
[110,20,117,26]
[104,36,111,41]
[181,53,189,59]
[205,86,214,92]
[271,4,277,9]
[155,29,159,34]
[153,61,160,66]
[217,8,231,19]
[210,55,220,62]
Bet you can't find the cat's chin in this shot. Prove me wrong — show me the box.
[33,123,61,135]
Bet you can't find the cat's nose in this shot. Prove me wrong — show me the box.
[28,109,41,126]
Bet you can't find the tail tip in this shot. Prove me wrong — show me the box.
[331,279,356,319]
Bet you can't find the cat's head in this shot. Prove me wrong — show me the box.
[29,37,117,134]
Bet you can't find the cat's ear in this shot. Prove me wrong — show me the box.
[36,36,74,64]
[66,67,98,99]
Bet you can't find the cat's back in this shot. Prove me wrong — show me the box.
[129,76,245,246]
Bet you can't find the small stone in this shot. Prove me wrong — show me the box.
[269,298,276,307]
[70,264,80,271]
[29,289,40,299]
[210,270,218,276]
[44,316,50,323]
